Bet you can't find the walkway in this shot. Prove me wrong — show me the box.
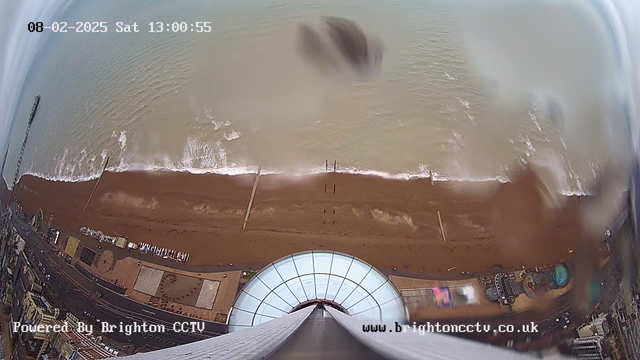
[268,307,389,360]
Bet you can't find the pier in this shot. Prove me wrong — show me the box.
[0,140,9,181]
[12,95,40,190]
[2,95,39,246]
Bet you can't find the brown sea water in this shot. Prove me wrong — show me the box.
[4,0,625,194]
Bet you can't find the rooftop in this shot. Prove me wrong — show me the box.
[29,293,52,316]
[228,250,406,332]
[58,324,114,359]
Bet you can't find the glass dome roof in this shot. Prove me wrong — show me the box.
[227,251,406,332]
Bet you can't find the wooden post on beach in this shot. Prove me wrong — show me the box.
[84,157,109,212]
[326,160,328,171]
[242,165,262,230]
[430,170,434,185]
[333,160,336,172]
[437,210,446,242]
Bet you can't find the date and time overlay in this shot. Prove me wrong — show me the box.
[28,21,212,33]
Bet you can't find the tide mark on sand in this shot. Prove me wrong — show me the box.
[371,209,417,230]
[101,191,158,210]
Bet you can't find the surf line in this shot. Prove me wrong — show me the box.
[242,165,263,230]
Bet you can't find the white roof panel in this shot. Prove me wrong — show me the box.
[228,251,406,332]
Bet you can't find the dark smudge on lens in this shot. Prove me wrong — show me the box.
[296,16,384,76]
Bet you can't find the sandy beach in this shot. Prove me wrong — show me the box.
[11,168,587,273]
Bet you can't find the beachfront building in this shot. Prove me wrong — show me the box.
[228,251,407,331]
[485,272,521,306]
[483,264,571,306]
[577,314,610,338]
[48,316,115,360]
[19,291,57,359]
[567,336,608,359]
[119,251,535,359]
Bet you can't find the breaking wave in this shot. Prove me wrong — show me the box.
[22,157,591,196]
[223,130,241,141]
[18,127,591,195]
[21,163,511,183]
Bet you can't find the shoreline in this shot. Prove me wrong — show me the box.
[19,164,590,196]
[12,168,587,273]
[21,166,510,183]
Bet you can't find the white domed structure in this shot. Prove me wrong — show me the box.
[227,250,407,332]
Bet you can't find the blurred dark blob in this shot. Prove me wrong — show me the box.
[297,16,383,75]
[322,16,371,70]
[297,23,341,72]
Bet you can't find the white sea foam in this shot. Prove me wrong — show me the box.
[212,120,224,130]
[528,111,542,132]
[117,131,127,150]
[117,131,127,168]
[79,149,88,164]
[560,137,568,150]
[204,105,213,120]
[525,136,535,155]
[465,111,477,126]
[180,137,231,169]
[224,130,241,141]
[21,160,593,196]
[201,105,231,130]
[444,72,456,81]
[23,170,103,183]
[457,97,470,109]
[452,131,463,145]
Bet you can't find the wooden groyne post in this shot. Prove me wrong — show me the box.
[437,210,447,242]
[84,157,109,211]
[243,165,262,230]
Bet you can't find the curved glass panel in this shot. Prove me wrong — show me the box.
[228,251,406,332]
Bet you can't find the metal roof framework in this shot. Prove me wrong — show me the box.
[227,250,406,332]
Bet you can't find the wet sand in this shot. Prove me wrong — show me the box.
[12,169,587,273]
